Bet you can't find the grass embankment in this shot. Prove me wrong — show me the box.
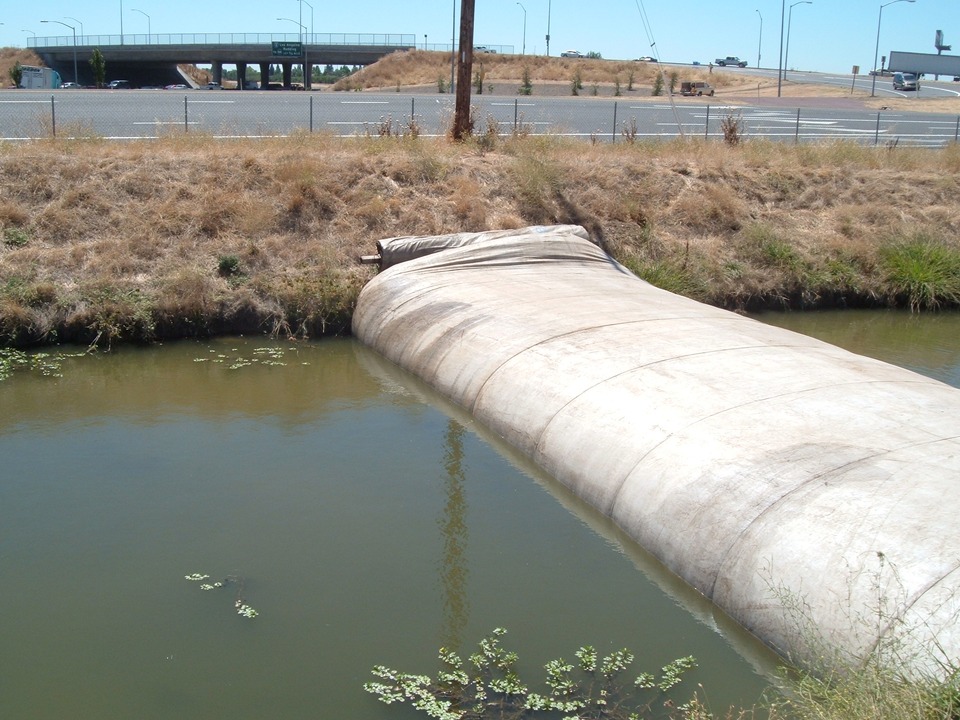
[2,133,960,348]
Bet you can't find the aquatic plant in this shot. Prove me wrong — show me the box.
[364,627,700,719]
[185,572,258,619]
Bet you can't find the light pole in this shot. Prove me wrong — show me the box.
[41,19,78,84]
[517,2,526,55]
[297,0,313,89]
[278,16,306,86]
[776,0,785,96]
[450,0,456,93]
[872,0,915,97]
[546,0,551,56]
[131,9,150,43]
[784,1,812,79]
[755,9,762,69]
[120,1,124,44]
[65,16,84,43]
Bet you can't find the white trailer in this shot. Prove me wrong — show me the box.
[888,50,960,78]
[19,65,61,89]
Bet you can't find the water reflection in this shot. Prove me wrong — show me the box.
[439,420,469,651]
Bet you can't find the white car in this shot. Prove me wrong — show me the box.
[561,50,584,58]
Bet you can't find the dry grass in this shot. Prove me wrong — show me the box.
[1,132,959,346]
[1,48,43,88]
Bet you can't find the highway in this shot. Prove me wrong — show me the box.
[1,82,958,146]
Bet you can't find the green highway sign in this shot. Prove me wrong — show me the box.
[272,41,303,57]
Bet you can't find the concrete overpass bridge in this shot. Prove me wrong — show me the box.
[28,32,417,89]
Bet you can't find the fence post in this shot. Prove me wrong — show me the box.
[411,97,415,129]
[310,95,314,133]
[874,111,881,146]
[50,95,56,138]
[704,105,710,139]
[955,115,959,143]
[795,108,801,143]
[514,98,519,131]
[612,101,618,144]
[184,96,189,133]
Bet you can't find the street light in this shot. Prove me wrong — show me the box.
[65,16,84,43]
[546,0,552,56]
[776,0,785,96]
[131,9,150,44]
[40,19,78,84]
[517,2,526,56]
[278,16,306,86]
[784,1,812,79]
[755,9,762,69]
[299,0,313,89]
[871,0,915,97]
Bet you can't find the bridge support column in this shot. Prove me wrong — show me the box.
[211,63,223,85]
[236,62,247,90]
[259,63,270,89]
[282,63,292,88]
[305,60,312,90]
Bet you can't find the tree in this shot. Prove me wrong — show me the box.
[89,49,106,88]
[9,61,24,88]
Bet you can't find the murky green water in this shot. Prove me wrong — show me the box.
[1,338,778,719]
[2,312,956,719]
[750,309,960,389]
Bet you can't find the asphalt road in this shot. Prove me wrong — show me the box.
[1,82,958,146]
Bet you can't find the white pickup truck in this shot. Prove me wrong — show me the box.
[715,56,747,67]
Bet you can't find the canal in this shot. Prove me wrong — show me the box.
[1,309,957,719]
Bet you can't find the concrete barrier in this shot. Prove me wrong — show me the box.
[352,225,960,675]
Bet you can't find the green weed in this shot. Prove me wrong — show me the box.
[879,235,960,311]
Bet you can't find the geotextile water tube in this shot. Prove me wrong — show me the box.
[352,225,960,675]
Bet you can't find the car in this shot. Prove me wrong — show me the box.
[868,68,893,76]
[164,84,188,90]
[473,46,497,54]
[203,82,222,90]
[60,81,82,89]
[679,81,714,97]
[107,79,132,89]
[561,50,584,58]
[715,56,747,67]
[635,55,656,62]
[892,71,919,91]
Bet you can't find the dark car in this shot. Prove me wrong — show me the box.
[107,80,132,89]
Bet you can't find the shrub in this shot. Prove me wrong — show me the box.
[879,235,960,311]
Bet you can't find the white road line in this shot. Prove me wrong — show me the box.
[340,101,390,105]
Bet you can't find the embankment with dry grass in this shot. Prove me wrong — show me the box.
[2,132,959,348]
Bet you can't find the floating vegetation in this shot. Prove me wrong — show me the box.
[185,571,258,619]
[365,627,699,719]
[192,344,299,370]
[0,348,84,382]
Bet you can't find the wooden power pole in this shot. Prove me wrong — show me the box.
[452,0,476,140]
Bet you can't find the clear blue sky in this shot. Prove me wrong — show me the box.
[2,0,957,75]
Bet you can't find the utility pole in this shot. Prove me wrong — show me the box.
[452,0,475,140]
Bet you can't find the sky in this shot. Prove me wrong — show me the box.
[2,0,958,76]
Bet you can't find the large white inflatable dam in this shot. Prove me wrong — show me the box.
[352,225,960,675]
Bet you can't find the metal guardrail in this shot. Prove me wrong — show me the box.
[29,33,419,48]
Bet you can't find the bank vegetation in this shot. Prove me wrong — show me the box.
[1,130,960,348]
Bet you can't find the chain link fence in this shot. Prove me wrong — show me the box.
[2,90,959,147]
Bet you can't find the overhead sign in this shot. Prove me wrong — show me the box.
[272,41,303,58]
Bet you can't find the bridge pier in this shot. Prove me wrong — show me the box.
[282,63,293,88]
[211,62,223,85]
[259,62,270,89]
[236,62,247,89]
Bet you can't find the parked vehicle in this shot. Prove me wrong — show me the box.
[715,56,747,67]
[892,71,919,91]
[561,50,584,58]
[107,80,132,89]
[679,81,714,96]
[164,84,188,90]
[60,81,82,89]
[203,82,222,90]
